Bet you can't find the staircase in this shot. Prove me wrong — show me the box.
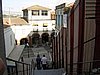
[22,48,35,58]
[33,69,65,75]
[6,46,65,75]
[7,57,65,75]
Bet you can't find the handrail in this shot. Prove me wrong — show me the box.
[6,58,29,65]
[67,60,100,75]
[6,57,32,75]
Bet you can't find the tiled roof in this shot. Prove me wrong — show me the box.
[22,5,51,10]
[3,17,28,25]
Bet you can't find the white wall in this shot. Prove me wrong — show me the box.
[4,27,16,57]
[11,25,33,44]
[27,10,55,31]
[29,20,55,31]
[11,23,55,44]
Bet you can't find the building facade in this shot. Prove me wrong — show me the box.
[22,5,55,46]
[52,3,72,71]
[3,17,31,44]
[3,17,55,46]
[4,27,16,57]
[67,0,100,74]
[22,5,55,32]
[52,0,100,75]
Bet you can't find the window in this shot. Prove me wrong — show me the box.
[58,15,60,26]
[43,28,48,32]
[32,24,38,26]
[32,10,39,16]
[56,15,57,25]
[52,23,55,26]
[43,23,48,27]
[23,10,28,16]
[61,15,63,26]
[41,10,48,16]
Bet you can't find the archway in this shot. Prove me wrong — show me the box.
[20,38,28,45]
[32,33,40,45]
[41,33,49,44]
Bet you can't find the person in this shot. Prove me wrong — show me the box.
[41,55,47,70]
[25,42,29,48]
[27,43,29,48]
[36,54,41,70]
[31,59,35,70]
[0,58,5,75]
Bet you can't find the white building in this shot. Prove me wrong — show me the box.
[22,5,55,46]
[4,25,16,57]
[4,25,25,63]
[22,5,55,32]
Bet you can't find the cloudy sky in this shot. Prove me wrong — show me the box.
[2,0,75,12]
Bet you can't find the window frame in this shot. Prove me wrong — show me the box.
[32,10,39,16]
[41,10,48,16]
[43,23,48,27]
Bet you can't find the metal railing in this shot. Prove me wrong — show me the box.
[67,60,100,75]
[6,58,32,75]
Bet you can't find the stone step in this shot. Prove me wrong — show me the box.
[33,68,65,75]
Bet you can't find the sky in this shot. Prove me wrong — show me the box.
[2,0,75,12]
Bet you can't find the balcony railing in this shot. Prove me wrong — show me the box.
[6,58,32,75]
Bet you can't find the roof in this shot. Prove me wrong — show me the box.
[22,5,51,11]
[3,17,28,25]
[56,2,74,9]
[7,45,25,65]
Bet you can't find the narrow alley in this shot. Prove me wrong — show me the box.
[0,0,100,75]
[21,45,64,75]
